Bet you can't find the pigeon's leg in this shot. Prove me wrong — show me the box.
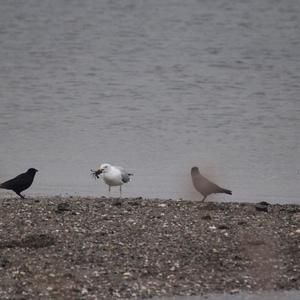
[201,195,207,202]
[16,192,25,199]
[119,185,122,198]
[108,186,111,197]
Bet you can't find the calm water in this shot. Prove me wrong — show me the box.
[0,0,299,203]
[151,290,300,300]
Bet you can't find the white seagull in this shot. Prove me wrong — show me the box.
[91,163,133,197]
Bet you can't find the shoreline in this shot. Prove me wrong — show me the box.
[0,197,299,299]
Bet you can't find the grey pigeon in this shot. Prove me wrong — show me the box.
[191,167,232,202]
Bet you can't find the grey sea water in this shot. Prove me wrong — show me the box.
[0,0,299,203]
[151,290,300,300]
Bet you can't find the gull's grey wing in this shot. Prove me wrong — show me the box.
[121,171,130,183]
[116,166,133,183]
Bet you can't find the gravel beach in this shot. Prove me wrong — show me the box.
[0,197,299,299]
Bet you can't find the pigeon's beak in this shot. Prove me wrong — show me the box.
[98,169,103,174]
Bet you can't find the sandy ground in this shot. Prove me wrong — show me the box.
[0,197,299,299]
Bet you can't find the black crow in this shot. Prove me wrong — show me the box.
[191,167,232,202]
[0,168,38,199]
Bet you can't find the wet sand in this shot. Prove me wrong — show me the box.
[0,197,299,299]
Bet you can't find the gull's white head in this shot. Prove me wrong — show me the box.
[99,163,112,174]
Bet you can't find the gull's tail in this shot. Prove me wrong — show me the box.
[127,173,133,182]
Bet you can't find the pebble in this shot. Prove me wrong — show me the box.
[255,203,269,212]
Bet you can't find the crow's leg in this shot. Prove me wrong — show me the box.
[16,192,25,199]
[201,195,207,202]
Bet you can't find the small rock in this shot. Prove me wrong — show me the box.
[123,272,132,277]
[238,221,247,225]
[218,224,229,230]
[93,271,100,277]
[292,213,300,223]
[0,256,10,268]
[255,203,269,212]
[21,234,56,248]
[248,240,264,246]
[112,199,122,206]
[129,201,140,206]
[56,202,71,213]
[233,255,242,260]
[201,215,212,220]
[286,207,300,213]
[259,201,270,206]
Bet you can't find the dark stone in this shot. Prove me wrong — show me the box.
[201,214,212,220]
[285,207,300,213]
[112,199,122,206]
[0,240,19,249]
[129,200,140,206]
[248,240,265,246]
[258,201,270,206]
[0,234,55,249]
[0,256,10,268]
[237,221,247,225]
[255,203,269,212]
[218,224,229,230]
[233,255,242,261]
[20,234,56,248]
[56,202,71,213]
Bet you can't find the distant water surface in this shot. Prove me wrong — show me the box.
[152,290,300,300]
[0,0,299,203]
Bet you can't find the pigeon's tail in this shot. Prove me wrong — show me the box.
[218,188,232,195]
